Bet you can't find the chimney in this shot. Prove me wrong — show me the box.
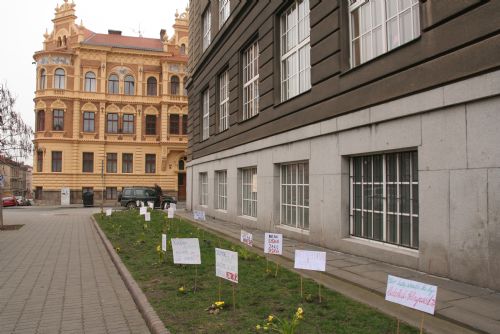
[108,29,122,35]
[160,29,166,40]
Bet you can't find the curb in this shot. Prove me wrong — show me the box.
[91,215,170,334]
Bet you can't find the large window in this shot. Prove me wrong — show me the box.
[280,0,311,101]
[145,115,157,135]
[36,150,43,172]
[107,113,118,133]
[202,90,210,140]
[83,111,95,132]
[122,153,133,173]
[199,172,208,206]
[170,76,180,95]
[170,114,179,135]
[39,69,46,90]
[147,77,157,96]
[182,115,188,135]
[202,6,211,51]
[108,74,119,94]
[36,111,45,132]
[241,167,257,218]
[145,154,156,173]
[219,70,229,132]
[350,151,419,248]
[51,151,62,172]
[53,109,64,131]
[54,68,65,89]
[105,187,117,200]
[124,75,135,95]
[349,0,420,67]
[123,114,134,134]
[242,41,259,120]
[219,0,230,27]
[280,162,309,230]
[215,170,227,210]
[82,152,94,173]
[106,153,117,173]
[84,72,97,92]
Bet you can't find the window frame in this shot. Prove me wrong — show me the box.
[106,113,118,133]
[219,0,230,27]
[84,71,97,92]
[51,151,62,172]
[147,76,158,96]
[242,41,259,120]
[83,111,95,132]
[82,152,94,173]
[52,109,64,131]
[54,68,65,89]
[108,74,119,94]
[124,75,135,95]
[122,153,133,173]
[105,187,118,200]
[39,69,47,90]
[182,114,188,135]
[122,114,135,134]
[202,89,210,140]
[170,114,180,135]
[202,6,211,51]
[215,170,228,211]
[199,172,208,206]
[145,154,156,173]
[241,167,257,218]
[170,76,180,95]
[145,115,157,135]
[280,162,309,230]
[218,70,229,132]
[36,110,45,132]
[36,150,43,173]
[106,153,117,173]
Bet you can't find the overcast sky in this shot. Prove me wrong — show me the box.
[0,0,189,163]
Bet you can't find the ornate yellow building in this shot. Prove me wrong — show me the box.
[33,0,189,205]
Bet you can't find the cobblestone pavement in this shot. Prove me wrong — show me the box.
[0,207,150,334]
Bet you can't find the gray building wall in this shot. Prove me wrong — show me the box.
[187,70,500,290]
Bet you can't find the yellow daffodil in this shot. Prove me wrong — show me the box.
[267,315,274,322]
[178,286,185,292]
[263,326,268,331]
[156,245,161,252]
[214,301,225,307]
[115,247,120,253]
[256,324,261,330]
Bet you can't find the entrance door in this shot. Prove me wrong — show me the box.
[177,173,186,201]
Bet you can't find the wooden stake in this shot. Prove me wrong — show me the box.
[274,262,279,277]
[266,257,269,273]
[218,278,222,301]
[232,283,236,311]
[300,276,303,298]
[419,314,424,334]
[396,318,400,334]
[318,283,322,303]
[194,266,198,292]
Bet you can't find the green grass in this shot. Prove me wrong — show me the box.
[96,210,417,334]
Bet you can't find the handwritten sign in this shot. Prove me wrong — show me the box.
[240,230,253,247]
[136,200,141,207]
[385,275,438,315]
[264,233,283,255]
[148,201,154,209]
[171,238,201,264]
[170,203,177,211]
[194,210,206,221]
[139,207,147,215]
[167,207,175,219]
[294,250,326,271]
[215,248,238,283]
[106,209,112,216]
[162,234,167,252]
[145,212,151,222]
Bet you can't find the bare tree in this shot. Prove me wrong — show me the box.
[0,83,33,228]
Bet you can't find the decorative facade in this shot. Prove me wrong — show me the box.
[33,0,189,205]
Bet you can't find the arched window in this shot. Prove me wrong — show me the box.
[180,44,186,55]
[63,35,67,46]
[124,75,135,95]
[178,159,185,170]
[57,37,62,47]
[39,69,46,90]
[108,74,119,94]
[147,77,157,96]
[54,68,65,89]
[170,76,179,95]
[84,72,96,92]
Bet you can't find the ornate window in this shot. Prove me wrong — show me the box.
[83,111,95,132]
[242,41,259,120]
[84,72,96,92]
[122,114,134,134]
[39,69,47,90]
[170,76,180,95]
[124,75,135,95]
[108,74,119,94]
[170,114,179,135]
[178,159,185,170]
[51,151,62,172]
[180,43,186,55]
[122,153,133,173]
[36,111,45,132]
[145,115,156,135]
[54,68,65,89]
[106,113,118,133]
[106,153,117,173]
[147,77,157,96]
[52,109,64,131]
[82,152,94,173]
[145,154,156,173]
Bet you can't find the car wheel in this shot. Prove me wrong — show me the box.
[126,201,137,209]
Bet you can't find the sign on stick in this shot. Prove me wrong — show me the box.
[162,234,167,252]
[145,212,151,222]
[167,207,175,219]
[170,203,177,211]
[215,248,238,283]
[385,275,438,315]
[193,210,206,221]
[264,233,283,255]
[139,207,147,215]
[171,238,201,264]
[148,201,154,209]
[294,250,326,271]
[240,230,253,247]
[106,209,112,216]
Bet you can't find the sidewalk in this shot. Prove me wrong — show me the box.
[176,210,500,334]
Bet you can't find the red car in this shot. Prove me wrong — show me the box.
[2,196,17,207]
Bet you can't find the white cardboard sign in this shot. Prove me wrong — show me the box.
[139,207,147,215]
[171,238,201,265]
[148,201,154,209]
[106,209,112,216]
[170,203,177,211]
[162,234,167,252]
[145,212,151,222]
[240,230,253,247]
[294,250,326,271]
[385,275,438,315]
[215,248,238,283]
[264,233,283,255]
[193,210,206,221]
[167,207,175,219]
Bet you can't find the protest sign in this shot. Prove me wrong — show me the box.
[193,210,206,221]
[148,201,154,209]
[215,248,238,283]
[145,212,151,222]
[162,234,167,252]
[105,209,112,216]
[171,238,201,265]
[385,275,438,315]
[294,250,326,271]
[139,207,147,215]
[170,203,177,211]
[264,233,283,255]
[167,207,175,219]
[240,230,253,247]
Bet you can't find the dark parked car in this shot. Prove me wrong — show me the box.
[118,187,176,209]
